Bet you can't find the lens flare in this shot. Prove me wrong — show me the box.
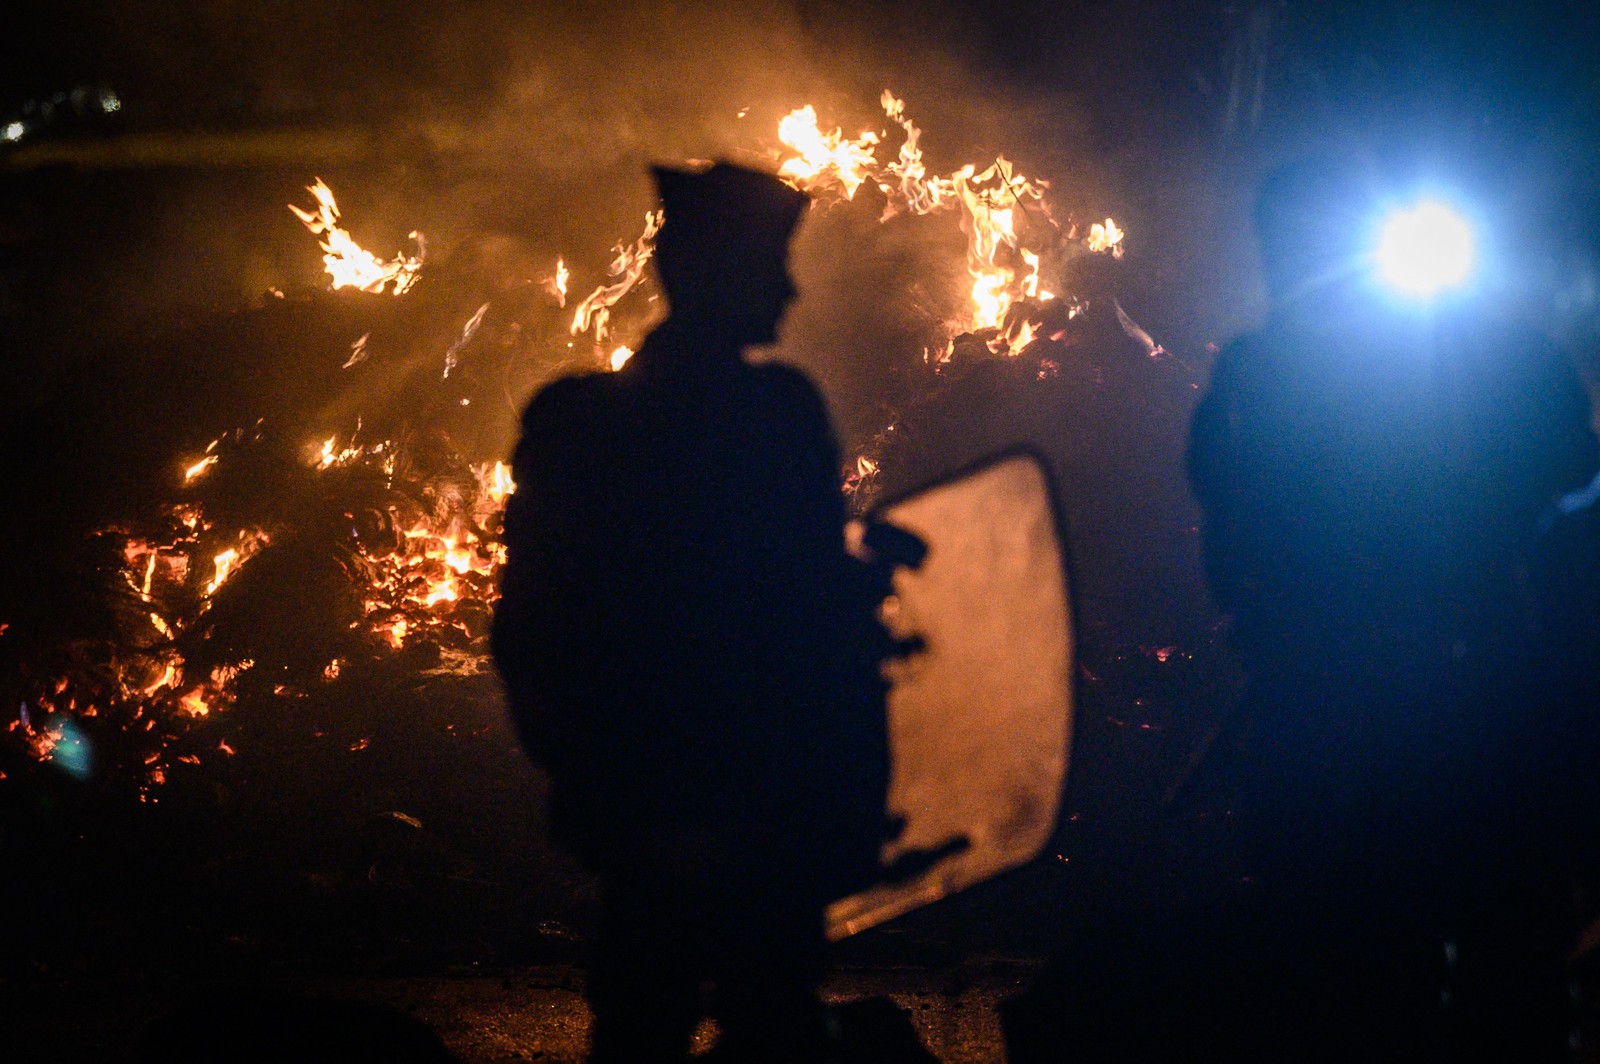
[1376,201,1474,297]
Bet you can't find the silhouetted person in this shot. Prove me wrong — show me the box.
[492,163,896,1062]
[1186,159,1600,1058]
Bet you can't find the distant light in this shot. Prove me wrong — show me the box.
[1376,200,1474,296]
[2,121,25,143]
[98,89,121,114]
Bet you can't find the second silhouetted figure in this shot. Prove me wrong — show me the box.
[1189,158,1600,1060]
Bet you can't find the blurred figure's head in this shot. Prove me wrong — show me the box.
[1253,157,1378,310]
[651,162,808,345]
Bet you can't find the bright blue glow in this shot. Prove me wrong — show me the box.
[1376,201,1475,297]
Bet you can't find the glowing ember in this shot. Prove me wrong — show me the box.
[289,178,424,295]
[609,345,634,372]
[205,549,240,597]
[142,659,181,698]
[381,618,409,649]
[178,689,211,717]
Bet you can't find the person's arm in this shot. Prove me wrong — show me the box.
[1187,344,1252,615]
[491,376,604,770]
[1521,340,1600,504]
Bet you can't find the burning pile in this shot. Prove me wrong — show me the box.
[5,417,516,799]
[4,92,1129,795]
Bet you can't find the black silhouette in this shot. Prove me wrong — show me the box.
[492,163,898,1062]
[1182,158,1600,1058]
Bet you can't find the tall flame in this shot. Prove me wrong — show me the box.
[879,92,954,217]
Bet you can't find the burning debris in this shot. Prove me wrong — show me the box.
[4,90,1133,798]
[772,92,1122,361]
[4,416,516,800]
[549,92,1127,373]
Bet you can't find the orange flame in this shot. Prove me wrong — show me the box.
[571,211,663,346]
[1087,218,1125,256]
[289,179,424,295]
[184,453,218,483]
[777,105,880,199]
[203,531,269,599]
[544,257,570,307]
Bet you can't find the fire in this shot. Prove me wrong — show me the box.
[1087,218,1125,256]
[6,93,1130,800]
[184,453,219,483]
[178,689,211,717]
[1021,249,1042,298]
[206,549,239,597]
[344,332,370,368]
[776,105,880,200]
[879,91,954,216]
[570,211,663,348]
[315,434,368,470]
[948,158,1049,347]
[544,257,570,307]
[444,302,491,379]
[289,178,424,295]
[773,94,1122,358]
[203,532,269,599]
[485,461,516,505]
[970,270,1012,332]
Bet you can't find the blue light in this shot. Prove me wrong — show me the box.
[1376,200,1475,297]
[48,718,93,780]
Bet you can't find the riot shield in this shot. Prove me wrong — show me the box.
[827,451,1074,940]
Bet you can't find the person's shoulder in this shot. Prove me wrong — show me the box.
[1451,314,1579,390]
[519,371,615,431]
[749,360,826,405]
[1202,332,1266,395]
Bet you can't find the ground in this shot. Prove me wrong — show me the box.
[11,962,1036,1062]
